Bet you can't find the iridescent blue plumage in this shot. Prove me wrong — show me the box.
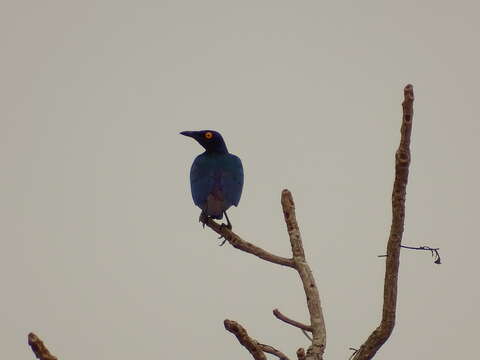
[181,130,244,227]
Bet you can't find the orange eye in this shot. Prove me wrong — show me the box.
[204,131,213,139]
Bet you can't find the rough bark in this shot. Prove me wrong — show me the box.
[352,84,414,360]
[28,333,57,360]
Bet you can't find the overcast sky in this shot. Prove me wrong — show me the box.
[1,1,479,359]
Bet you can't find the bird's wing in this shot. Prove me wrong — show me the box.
[221,154,244,207]
[190,154,215,208]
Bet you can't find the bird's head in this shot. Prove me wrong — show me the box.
[180,130,228,154]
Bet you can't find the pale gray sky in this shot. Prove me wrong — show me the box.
[1,1,478,359]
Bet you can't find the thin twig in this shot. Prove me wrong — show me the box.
[378,245,441,264]
[203,217,295,268]
[224,319,267,360]
[273,308,313,332]
[28,333,58,360]
[400,245,441,264]
[353,84,415,360]
[259,343,290,360]
[282,190,326,360]
[302,329,313,341]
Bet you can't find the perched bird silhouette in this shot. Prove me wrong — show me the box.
[180,130,244,229]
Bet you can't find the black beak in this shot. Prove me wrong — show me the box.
[180,131,195,138]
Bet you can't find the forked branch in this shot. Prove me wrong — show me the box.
[26,85,422,360]
[206,190,326,360]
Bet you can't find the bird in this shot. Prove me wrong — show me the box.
[180,130,244,230]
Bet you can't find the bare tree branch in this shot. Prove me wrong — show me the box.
[224,319,267,360]
[259,343,290,360]
[28,333,57,360]
[207,191,326,359]
[203,217,295,268]
[273,308,313,332]
[281,190,326,360]
[23,85,424,360]
[353,84,415,360]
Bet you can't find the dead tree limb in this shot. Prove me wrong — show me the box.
[205,189,327,360]
[28,333,57,360]
[352,84,415,360]
[273,308,313,332]
[26,85,418,360]
[281,189,326,360]
[258,343,291,360]
[203,217,295,268]
[224,319,268,360]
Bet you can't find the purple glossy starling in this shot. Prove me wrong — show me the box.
[180,130,244,229]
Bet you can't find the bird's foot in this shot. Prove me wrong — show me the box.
[199,212,209,228]
[217,211,233,245]
[218,223,230,246]
[223,211,233,230]
[218,221,232,246]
